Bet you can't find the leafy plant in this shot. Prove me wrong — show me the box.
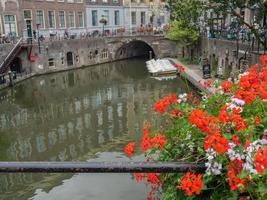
[124,56,267,199]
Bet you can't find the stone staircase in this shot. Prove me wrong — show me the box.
[0,38,23,74]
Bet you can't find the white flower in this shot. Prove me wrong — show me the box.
[202,95,207,101]
[231,97,245,106]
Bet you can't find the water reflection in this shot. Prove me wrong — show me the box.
[0,58,189,200]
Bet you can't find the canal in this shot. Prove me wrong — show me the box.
[0,58,189,200]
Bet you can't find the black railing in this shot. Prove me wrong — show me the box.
[0,162,206,173]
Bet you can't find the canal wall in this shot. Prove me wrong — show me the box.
[0,35,263,91]
[15,36,178,75]
[177,37,262,79]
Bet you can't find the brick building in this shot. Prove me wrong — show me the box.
[0,0,86,38]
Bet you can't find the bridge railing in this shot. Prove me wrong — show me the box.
[0,161,205,173]
[0,38,23,72]
[28,31,164,43]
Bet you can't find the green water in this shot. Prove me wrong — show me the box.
[0,58,189,200]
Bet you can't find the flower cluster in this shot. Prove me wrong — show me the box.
[175,63,185,73]
[123,55,267,199]
[153,94,177,113]
[124,142,135,157]
[176,172,204,196]
[254,145,267,174]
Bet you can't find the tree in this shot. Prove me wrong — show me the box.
[166,20,199,45]
[206,0,267,45]
[165,0,201,45]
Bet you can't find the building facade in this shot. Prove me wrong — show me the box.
[85,0,124,35]
[123,0,169,33]
[0,0,87,38]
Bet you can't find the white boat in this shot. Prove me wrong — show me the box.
[146,59,177,76]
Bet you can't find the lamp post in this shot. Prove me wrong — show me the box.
[99,17,107,37]
[36,23,41,54]
[129,0,132,35]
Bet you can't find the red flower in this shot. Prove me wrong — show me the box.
[232,135,239,145]
[254,146,267,174]
[134,173,144,182]
[254,117,261,124]
[124,142,135,157]
[204,133,229,153]
[154,94,178,113]
[175,63,185,73]
[169,109,184,118]
[150,133,166,150]
[221,81,233,93]
[140,133,166,152]
[147,173,160,186]
[141,136,153,152]
[176,172,203,196]
[204,80,212,88]
[260,55,267,66]
[227,170,247,191]
[245,139,250,148]
[189,109,219,134]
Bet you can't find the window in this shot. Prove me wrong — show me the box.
[113,0,119,3]
[131,12,136,25]
[23,10,32,28]
[77,12,84,27]
[4,15,17,36]
[101,49,108,59]
[24,10,32,20]
[76,0,83,2]
[141,12,146,25]
[69,11,75,28]
[90,0,96,2]
[58,11,66,28]
[103,10,109,25]
[36,10,45,28]
[92,10,98,26]
[102,0,108,3]
[48,11,56,28]
[114,11,119,26]
[67,0,74,2]
[48,58,55,67]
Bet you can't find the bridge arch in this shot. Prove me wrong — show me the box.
[114,40,155,60]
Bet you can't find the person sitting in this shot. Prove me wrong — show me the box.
[64,29,69,39]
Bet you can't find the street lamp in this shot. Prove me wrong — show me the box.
[36,23,41,54]
[99,16,107,37]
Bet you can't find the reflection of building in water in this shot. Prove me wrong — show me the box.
[0,61,187,162]
[0,60,188,199]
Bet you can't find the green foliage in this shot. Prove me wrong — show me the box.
[165,0,201,45]
[167,0,201,23]
[165,20,199,45]
[178,56,200,65]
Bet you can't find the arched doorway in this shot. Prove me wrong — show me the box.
[66,52,74,66]
[10,57,22,73]
[115,40,155,60]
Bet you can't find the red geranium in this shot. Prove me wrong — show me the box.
[124,142,135,157]
[254,146,267,174]
[176,172,204,196]
[221,81,233,93]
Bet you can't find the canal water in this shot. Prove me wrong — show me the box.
[0,58,189,200]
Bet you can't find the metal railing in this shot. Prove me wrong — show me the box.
[0,162,205,173]
[0,37,23,71]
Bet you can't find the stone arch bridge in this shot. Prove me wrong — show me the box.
[1,35,178,74]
